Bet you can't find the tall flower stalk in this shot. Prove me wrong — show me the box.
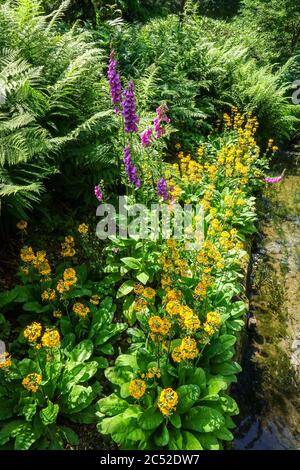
[122,81,139,133]
[107,49,122,113]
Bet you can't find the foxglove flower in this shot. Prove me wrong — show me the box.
[264,176,283,184]
[108,49,122,112]
[94,184,103,201]
[153,104,171,139]
[124,145,141,188]
[141,127,153,147]
[157,178,171,201]
[122,81,139,133]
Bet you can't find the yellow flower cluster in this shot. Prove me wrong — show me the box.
[145,367,161,380]
[56,267,77,294]
[148,316,171,336]
[197,239,224,271]
[158,388,178,416]
[61,235,76,257]
[0,352,12,369]
[134,298,148,312]
[178,152,203,184]
[72,302,90,318]
[20,246,35,263]
[41,288,56,302]
[172,336,198,362]
[78,223,89,235]
[16,220,27,230]
[20,248,51,277]
[53,309,63,318]
[133,283,144,295]
[201,311,222,342]
[129,378,146,399]
[160,239,190,279]
[22,373,42,393]
[193,274,214,300]
[41,329,60,348]
[90,295,100,305]
[134,283,156,300]
[24,322,42,343]
[142,287,156,300]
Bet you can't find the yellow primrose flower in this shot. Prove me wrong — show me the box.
[72,302,90,318]
[90,295,100,305]
[24,322,42,343]
[16,220,27,231]
[22,373,42,393]
[78,223,89,235]
[129,379,146,399]
[20,246,35,263]
[142,287,156,300]
[148,316,171,336]
[41,329,60,348]
[53,309,63,319]
[158,388,178,416]
[133,283,144,295]
[0,352,12,369]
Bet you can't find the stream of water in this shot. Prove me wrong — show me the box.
[232,150,300,450]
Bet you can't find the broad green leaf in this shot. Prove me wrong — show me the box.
[121,257,141,270]
[207,376,228,395]
[114,354,138,369]
[122,295,136,326]
[136,272,149,284]
[60,426,79,445]
[139,407,164,430]
[197,433,220,450]
[169,413,181,429]
[116,280,135,298]
[99,343,114,355]
[69,339,93,363]
[14,423,37,450]
[154,424,169,447]
[214,426,234,441]
[40,400,59,425]
[176,384,200,414]
[96,394,128,417]
[183,406,225,433]
[211,362,242,376]
[61,362,98,392]
[95,323,127,345]
[182,431,203,450]
[185,367,206,390]
[0,420,25,445]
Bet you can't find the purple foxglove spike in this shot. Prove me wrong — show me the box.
[153,104,170,139]
[108,49,122,111]
[122,81,140,133]
[94,184,103,201]
[123,145,141,189]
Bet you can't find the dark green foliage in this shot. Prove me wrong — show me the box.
[0,0,117,224]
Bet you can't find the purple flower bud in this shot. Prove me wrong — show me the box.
[94,184,103,201]
[123,145,141,189]
[141,127,153,147]
[108,49,122,111]
[157,178,171,201]
[122,81,139,133]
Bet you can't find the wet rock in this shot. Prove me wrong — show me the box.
[291,340,300,351]
[265,242,282,255]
